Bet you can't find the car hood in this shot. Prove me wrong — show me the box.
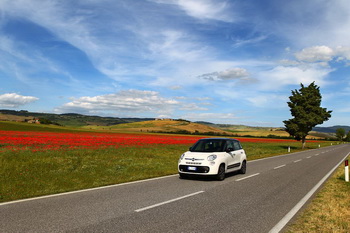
[183,151,217,160]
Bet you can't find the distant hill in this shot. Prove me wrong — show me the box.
[313,125,350,133]
[0,109,154,127]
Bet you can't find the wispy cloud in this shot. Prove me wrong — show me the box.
[151,0,235,22]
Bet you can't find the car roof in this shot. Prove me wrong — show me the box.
[198,138,239,142]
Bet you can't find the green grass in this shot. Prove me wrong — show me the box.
[0,145,189,202]
[0,140,334,203]
[0,121,80,132]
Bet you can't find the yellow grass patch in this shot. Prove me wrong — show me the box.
[89,120,229,134]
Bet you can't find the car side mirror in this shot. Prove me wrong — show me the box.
[226,148,234,153]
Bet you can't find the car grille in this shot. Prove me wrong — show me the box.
[186,162,202,165]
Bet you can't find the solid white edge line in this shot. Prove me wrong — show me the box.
[274,165,286,170]
[0,174,178,206]
[135,191,205,212]
[268,152,350,233]
[236,173,260,181]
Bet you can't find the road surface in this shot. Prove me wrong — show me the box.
[1,144,349,232]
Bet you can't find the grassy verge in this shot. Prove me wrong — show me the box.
[286,156,350,232]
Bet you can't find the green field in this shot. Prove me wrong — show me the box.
[1,141,333,203]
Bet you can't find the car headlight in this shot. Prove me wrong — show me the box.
[179,153,185,160]
[207,154,217,161]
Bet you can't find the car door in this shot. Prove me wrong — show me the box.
[231,140,244,169]
[224,140,237,171]
[226,140,243,171]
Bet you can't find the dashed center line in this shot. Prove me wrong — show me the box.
[306,156,312,159]
[294,159,302,163]
[236,173,260,181]
[274,165,286,170]
[135,191,205,212]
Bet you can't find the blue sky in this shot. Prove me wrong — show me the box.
[0,0,349,127]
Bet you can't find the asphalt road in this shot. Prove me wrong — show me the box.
[1,144,349,233]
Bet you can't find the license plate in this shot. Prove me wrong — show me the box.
[188,166,197,171]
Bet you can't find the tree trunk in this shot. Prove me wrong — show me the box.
[301,138,306,149]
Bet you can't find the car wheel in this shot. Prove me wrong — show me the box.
[216,164,226,181]
[239,161,247,174]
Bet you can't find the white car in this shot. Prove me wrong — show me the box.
[178,138,247,180]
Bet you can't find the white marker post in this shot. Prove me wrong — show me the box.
[288,146,290,153]
[345,160,349,182]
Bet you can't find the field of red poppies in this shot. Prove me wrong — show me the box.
[0,130,202,151]
[0,130,298,151]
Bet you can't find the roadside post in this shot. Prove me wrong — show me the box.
[288,146,290,152]
[345,160,349,182]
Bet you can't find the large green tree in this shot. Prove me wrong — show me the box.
[284,82,332,148]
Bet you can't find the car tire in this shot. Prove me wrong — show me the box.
[239,160,247,174]
[216,164,226,181]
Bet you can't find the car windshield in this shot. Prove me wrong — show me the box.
[190,139,227,152]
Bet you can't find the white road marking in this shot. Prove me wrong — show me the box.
[306,156,312,159]
[269,152,350,233]
[135,191,205,212]
[274,165,286,170]
[236,173,260,181]
[293,159,302,163]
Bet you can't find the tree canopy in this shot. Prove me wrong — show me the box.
[336,128,346,141]
[283,82,332,148]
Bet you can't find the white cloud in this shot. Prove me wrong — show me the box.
[198,68,250,81]
[293,45,350,66]
[295,46,334,63]
[0,93,39,107]
[56,90,179,114]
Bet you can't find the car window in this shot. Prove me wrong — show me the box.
[233,141,242,151]
[225,140,234,150]
[191,139,226,152]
